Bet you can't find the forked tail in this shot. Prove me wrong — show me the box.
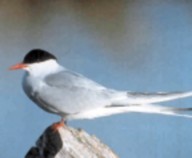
[105,104,192,118]
[112,91,192,105]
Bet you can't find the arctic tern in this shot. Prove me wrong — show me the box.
[10,49,192,125]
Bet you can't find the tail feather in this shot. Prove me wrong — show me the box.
[107,104,192,119]
[70,104,192,120]
[112,91,192,105]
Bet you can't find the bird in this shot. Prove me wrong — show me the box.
[10,49,192,128]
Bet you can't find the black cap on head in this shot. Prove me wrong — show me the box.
[23,49,57,64]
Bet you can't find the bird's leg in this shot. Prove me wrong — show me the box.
[51,118,66,131]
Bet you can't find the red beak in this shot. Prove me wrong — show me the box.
[9,63,28,70]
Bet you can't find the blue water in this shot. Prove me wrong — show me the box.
[1,1,192,158]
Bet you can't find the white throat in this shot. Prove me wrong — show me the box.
[24,59,64,77]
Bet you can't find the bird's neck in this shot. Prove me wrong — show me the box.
[26,60,65,78]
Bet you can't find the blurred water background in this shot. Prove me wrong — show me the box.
[1,1,192,158]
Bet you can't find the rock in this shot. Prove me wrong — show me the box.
[25,125,119,158]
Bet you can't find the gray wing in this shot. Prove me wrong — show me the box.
[38,70,114,114]
[37,70,192,115]
[110,91,192,105]
[124,91,192,104]
[45,70,107,90]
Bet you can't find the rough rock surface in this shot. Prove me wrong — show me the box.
[25,125,119,158]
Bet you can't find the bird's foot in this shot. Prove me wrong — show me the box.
[51,119,65,132]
